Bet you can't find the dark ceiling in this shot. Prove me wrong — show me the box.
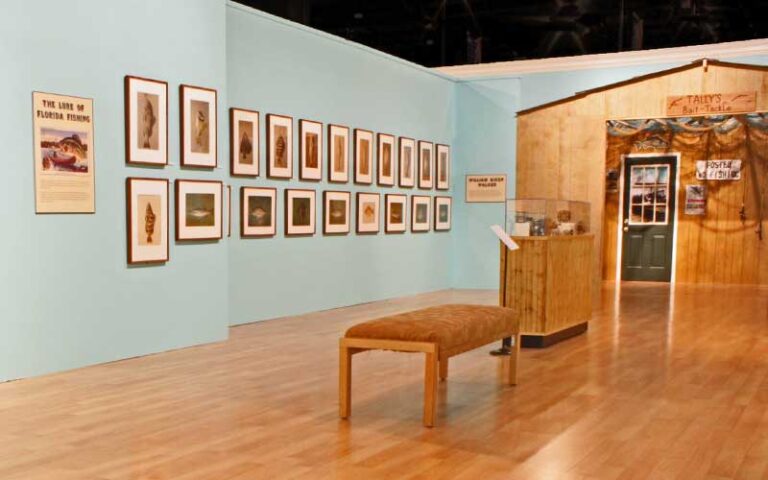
[234,0,768,67]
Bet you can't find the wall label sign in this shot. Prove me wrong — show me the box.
[465,174,507,203]
[666,92,756,116]
[695,159,742,181]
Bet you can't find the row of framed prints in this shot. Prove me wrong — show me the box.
[126,177,452,265]
[124,76,450,189]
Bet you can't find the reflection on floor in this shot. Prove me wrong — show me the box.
[0,283,767,479]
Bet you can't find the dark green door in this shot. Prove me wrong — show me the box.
[621,156,676,282]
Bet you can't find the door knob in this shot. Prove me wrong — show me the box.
[623,226,629,232]
[623,218,629,225]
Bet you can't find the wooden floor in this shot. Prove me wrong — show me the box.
[1,284,767,479]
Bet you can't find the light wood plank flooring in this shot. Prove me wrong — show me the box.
[0,283,767,479]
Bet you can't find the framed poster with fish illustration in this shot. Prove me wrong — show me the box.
[285,189,316,236]
[126,177,169,265]
[356,192,380,234]
[299,119,322,181]
[125,76,168,166]
[267,114,293,179]
[385,194,407,234]
[180,84,217,168]
[435,144,450,190]
[418,141,434,190]
[411,195,431,232]
[434,196,452,231]
[323,191,351,235]
[32,91,95,213]
[377,133,395,186]
[354,128,373,185]
[241,187,276,237]
[175,179,223,241]
[328,124,350,183]
[230,108,259,176]
[399,137,416,188]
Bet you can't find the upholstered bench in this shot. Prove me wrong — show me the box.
[339,304,520,427]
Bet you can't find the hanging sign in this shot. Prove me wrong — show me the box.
[684,185,706,215]
[466,174,506,203]
[666,92,756,116]
[695,159,742,181]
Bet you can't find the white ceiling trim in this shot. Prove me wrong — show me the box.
[435,39,768,79]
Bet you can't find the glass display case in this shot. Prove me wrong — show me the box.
[505,198,590,237]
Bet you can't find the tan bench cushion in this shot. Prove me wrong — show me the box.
[344,304,518,356]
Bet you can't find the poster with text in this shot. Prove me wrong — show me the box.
[32,92,95,213]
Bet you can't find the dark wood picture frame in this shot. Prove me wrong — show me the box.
[299,119,323,181]
[174,179,224,241]
[126,177,169,265]
[229,107,260,177]
[398,136,416,188]
[328,124,350,183]
[240,186,277,238]
[284,188,316,236]
[179,84,218,169]
[377,133,396,187]
[418,141,434,190]
[353,128,374,185]
[323,190,351,236]
[124,75,169,167]
[433,196,452,232]
[266,113,293,179]
[411,195,431,233]
[356,192,381,235]
[385,193,407,234]
[435,144,450,191]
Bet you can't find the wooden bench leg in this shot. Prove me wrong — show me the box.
[339,343,352,419]
[439,357,448,382]
[506,333,521,386]
[423,351,438,427]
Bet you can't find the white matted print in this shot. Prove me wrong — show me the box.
[356,193,380,234]
[411,195,431,232]
[241,187,277,237]
[385,194,407,234]
[299,119,322,181]
[434,196,452,231]
[328,124,350,183]
[267,114,293,178]
[323,191,351,235]
[354,128,373,184]
[175,179,222,240]
[285,189,316,236]
[230,108,259,176]
[418,141,434,189]
[436,144,450,190]
[399,137,416,188]
[126,177,169,265]
[377,133,395,186]
[180,85,217,168]
[125,76,168,166]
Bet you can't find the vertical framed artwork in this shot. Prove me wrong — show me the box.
[385,194,407,234]
[323,191,351,235]
[356,192,380,234]
[434,196,452,231]
[125,76,168,166]
[436,144,450,190]
[180,84,217,168]
[328,124,349,183]
[418,141,434,189]
[285,189,316,236]
[266,114,293,179]
[241,187,277,237]
[229,108,259,176]
[299,119,322,181]
[377,133,395,186]
[126,177,169,265]
[354,128,373,185]
[411,195,431,232]
[399,137,416,188]
[175,179,223,241]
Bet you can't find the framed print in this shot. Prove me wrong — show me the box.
[411,195,431,232]
[377,133,395,186]
[224,184,232,237]
[328,124,349,183]
[180,84,217,168]
[323,191,351,235]
[125,76,168,166]
[399,137,416,188]
[175,179,223,241]
[285,189,316,236]
[385,194,407,234]
[126,177,169,265]
[418,141,434,189]
[299,119,322,181]
[356,192,380,234]
[353,129,374,184]
[32,91,95,213]
[436,144,450,190]
[267,114,293,178]
[230,108,259,176]
[434,196,452,231]
[241,187,276,237]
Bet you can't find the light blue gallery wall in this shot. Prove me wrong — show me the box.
[225,4,456,325]
[0,0,229,382]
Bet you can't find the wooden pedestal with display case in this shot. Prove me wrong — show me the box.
[499,234,593,348]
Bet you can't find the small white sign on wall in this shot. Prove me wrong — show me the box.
[695,160,741,181]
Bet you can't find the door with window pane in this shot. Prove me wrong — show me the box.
[621,156,677,282]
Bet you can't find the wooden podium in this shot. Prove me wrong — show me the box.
[499,234,593,347]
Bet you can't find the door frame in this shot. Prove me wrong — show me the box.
[614,152,681,283]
